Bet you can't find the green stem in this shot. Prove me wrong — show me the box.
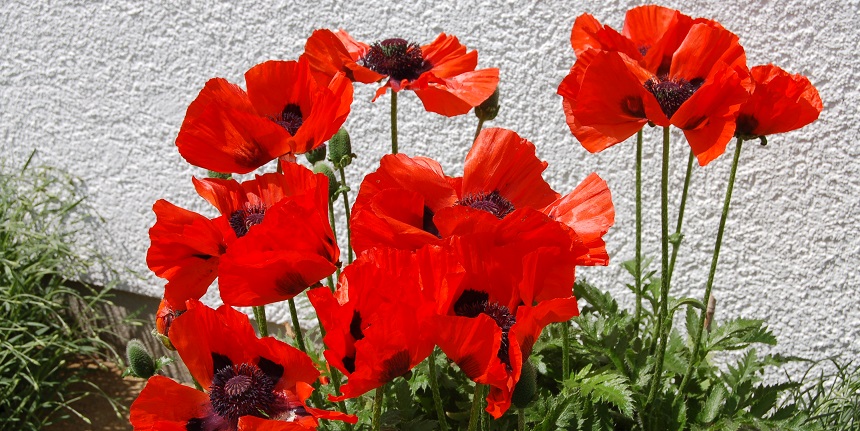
[338,167,354,264]
[288,298,307,353]
[677,138,744,396]
[668,150,695,283]
[518,408,525,431]
[645,126,671,408]
[328,199,342,282]
[253,305,268,338]
[468,384,483,431]
[473,117,486,143]
[428,348,449,431]
[633,129,643,333]
[371,386,385,431]
[390,91,398,154]
[562,322,570,379]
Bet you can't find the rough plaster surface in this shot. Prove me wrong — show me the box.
[2,1,858,375]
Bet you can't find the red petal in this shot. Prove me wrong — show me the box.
[129,375,211,431]
[147,200,225,306]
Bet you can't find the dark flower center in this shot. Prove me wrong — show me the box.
[644,76,704,119]
[423,206,440,238]
[349,310,365,341]
[457,191,515,219]
[361,38,428,82]
[275,103,303,135]
[454,289,517,370]
[735,114,759,138]
[228,204,266,238]
[209,363,276,424]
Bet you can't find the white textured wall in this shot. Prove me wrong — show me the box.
[2,0,858,370]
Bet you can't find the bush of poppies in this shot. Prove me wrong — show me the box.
[129,5,824,431]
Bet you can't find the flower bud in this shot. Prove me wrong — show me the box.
[313,162,340,201]
[328,128,353,168]
[475,87,500,122]
[305,144,328,164]
[511,359,537,408]
[126,339,156,379]
[207,170,232,180]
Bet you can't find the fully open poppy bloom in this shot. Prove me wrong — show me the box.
[423,235,580,418]
[175,56,353,174]
[307,248,435,401]
[130,300,356,430]
[303,29,499,116]
[559,21,750,166]
[735,64,822,140]
[350,127,614,269]
[147,163,339,307]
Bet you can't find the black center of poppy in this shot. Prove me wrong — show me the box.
[457,191,515,219]
[275,103,304,135]
[422,206,441,238]
[362,38,427,82]
[209,363,276,424]
[454,289,517,370]
[228,204,266,238]
[643,76,704,119]
[349,310,365,341]
[735,114,759,138]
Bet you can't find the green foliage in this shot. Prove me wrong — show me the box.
[787,359,860,431]
[0,154,120,430]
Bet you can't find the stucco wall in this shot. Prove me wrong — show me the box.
[2,0,858,370]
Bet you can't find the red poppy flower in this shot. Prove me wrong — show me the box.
[350,127,613,268]
[130,300,356,430]
[424,236,580,418]
[559,21,750,166]
[735,64,822,139]
[304,29,499,116]
[147,163,339,307]
[175,56,353,174]
[307,248,435,401]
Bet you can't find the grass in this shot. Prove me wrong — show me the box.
[0,152,122,430]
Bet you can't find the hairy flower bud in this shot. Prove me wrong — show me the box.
[207,170,232,180]
[126,339,156,379]
[328,128,353,168]
[475,87,500,122]
[313,162,340,201]
[305,144,328,164]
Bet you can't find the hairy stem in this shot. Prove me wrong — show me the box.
[473,118,486,143]
[468,384,483,431]
[633,129,644,332]
[428,348,450,431]
[645,126,671,408]
[288,298,307,353]
[372,386,385,431]
[668,150,695,282]
[338,167,354,264]
[253,305,268,338]
[677,138,744,396]
[390,91,398,154]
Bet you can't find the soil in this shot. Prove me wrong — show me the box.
[44,360,146,431]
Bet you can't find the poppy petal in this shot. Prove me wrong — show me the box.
[462,128,559,210]
[129,375,212,431]
[147,200,226,306]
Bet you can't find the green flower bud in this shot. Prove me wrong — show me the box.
[475,87,500,122]
[126,339,156,379]
[207,170,232,180]
[328,128,353,168]
[511,359,537,408]
[313,162,339,201]
[305,144,328,164]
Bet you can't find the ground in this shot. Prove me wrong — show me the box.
[45,360,145,431]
